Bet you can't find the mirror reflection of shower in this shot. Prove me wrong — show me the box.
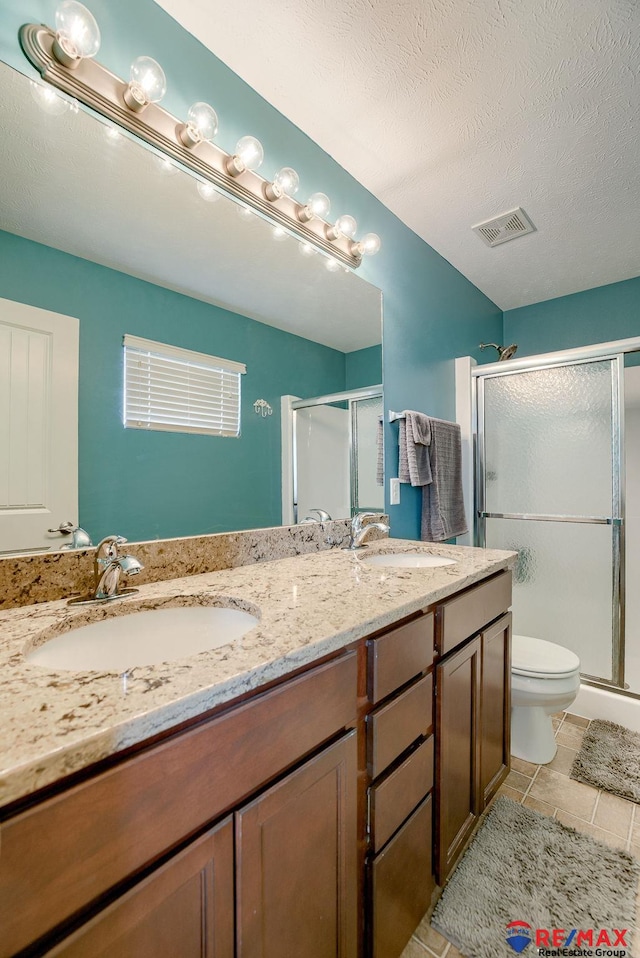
[281,386,384,524]
[479,342,518,361]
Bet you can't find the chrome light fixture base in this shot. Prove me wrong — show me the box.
[20,22,362,268]
[51,33,81,69]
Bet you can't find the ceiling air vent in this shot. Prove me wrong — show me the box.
[472,207,535,247]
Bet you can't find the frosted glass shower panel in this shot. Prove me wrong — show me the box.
[483,361,614,517]
[486,518,614,682]
[353,396,384,511]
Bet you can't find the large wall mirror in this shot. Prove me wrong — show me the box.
[0,61,382,555]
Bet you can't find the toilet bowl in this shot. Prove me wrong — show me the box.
[511,634,581,765]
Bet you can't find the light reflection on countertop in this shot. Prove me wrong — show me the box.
[0,538,515,808]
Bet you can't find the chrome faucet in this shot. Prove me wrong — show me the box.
[344,512,390,550]
[68,535,143,605]
[299,508,333,523]
[93,536,143,600]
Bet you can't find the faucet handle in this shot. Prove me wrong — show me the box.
[352,512,377,532]
[309,508,332,522]
[95,534,127,561]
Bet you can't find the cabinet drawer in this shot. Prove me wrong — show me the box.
[0,653,356,958]
[436,570,512,656]
[369,735,434,853]
[369,795,434,958]
[367,672,433,779]
[368,613,434,704]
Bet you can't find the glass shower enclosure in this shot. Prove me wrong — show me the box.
[282,386,384,524]
[474,356,623,687]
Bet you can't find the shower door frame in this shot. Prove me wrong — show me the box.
[288,384,383,523]
[473,343,630,692]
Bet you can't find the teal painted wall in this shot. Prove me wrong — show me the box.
[0,1,503,540]
[345,345,382,390]
[0,230,346,541]
[503,276,640,357]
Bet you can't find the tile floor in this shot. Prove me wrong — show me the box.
[401,711,640,958]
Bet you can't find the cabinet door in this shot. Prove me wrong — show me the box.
[480,613,512,806]
[45,819,234,958]
[236,731,358,958]
[435,636,481,885]
[369,795,434,958]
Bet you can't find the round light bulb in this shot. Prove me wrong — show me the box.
[335,214,358,238]
[54,1,101,61]
[125,57,167,111]
[308,192,331,218]
[360,232,381,255]
[29,80,69,115]
[325,257,341,272]
[187,102,218,142]
[235,136,264,171]
[197,181,219,202]
[273,167,300,197]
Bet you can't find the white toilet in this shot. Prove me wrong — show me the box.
[511,634,581,765]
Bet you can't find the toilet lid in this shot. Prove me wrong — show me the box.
[512,634,580,677]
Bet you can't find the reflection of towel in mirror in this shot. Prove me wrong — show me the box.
[376,416,384,486]
[398,411,467,542]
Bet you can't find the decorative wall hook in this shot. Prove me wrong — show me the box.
[253,399,273,418]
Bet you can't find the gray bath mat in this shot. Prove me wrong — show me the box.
[571,718,640,803]
[431,796,639,958]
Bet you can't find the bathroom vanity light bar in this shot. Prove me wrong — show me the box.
[19,11,380,269]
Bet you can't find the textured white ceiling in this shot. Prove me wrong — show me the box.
[0,65,381,352]
[154,0,640,310]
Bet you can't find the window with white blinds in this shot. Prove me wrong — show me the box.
[123,335,246,437]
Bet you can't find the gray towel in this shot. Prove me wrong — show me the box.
[398,411,432,486]
[421,418,468,542]
[397,410,467,542]
[376,416,384,486]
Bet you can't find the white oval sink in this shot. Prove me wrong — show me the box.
[26,604,259,672]
[362,552,457,568]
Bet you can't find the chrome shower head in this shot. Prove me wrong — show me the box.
[479,342,518,362]
[499,344,518,361]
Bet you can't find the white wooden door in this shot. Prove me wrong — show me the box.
[0,297,79,554]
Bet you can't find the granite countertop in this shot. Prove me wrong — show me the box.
[0,539,516,808]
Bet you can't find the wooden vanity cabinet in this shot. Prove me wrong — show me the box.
[46,732,358,958]
[365,612,436,958]
[45,818,235,958]
[0,565,512,958]
[0,654,358,958]
[434,574,512,885]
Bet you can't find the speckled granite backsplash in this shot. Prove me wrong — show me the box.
[0,519,388,610]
